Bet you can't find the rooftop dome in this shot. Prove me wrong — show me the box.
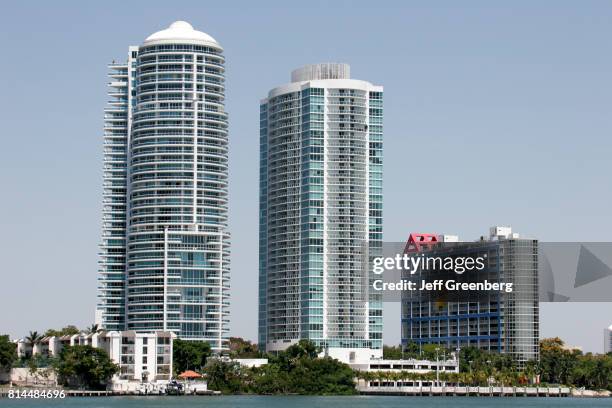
[144,21,219,47]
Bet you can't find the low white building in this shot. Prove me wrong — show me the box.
[350,357,459,374]
[324,348,381,365]
[232,358,269,368]
[16,331,175,385]
[351,357,460,390]
[107,331,174,383]
[16,333,104,358]
[15,339,31,358]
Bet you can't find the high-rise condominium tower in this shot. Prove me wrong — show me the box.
[259,64,383,362]
[402,227,540,366]
[98,21,230,352]
[605,324,612,354]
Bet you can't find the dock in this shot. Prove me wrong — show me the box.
[358,385,573,397]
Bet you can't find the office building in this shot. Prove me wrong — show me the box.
[605,324,612,354]
[98,21,230,352]
[401,226,539,365]
[259,63,383,362]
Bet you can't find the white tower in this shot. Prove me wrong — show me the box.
[259,64,383,362]
[605,324,612,354]
[99,21,230,352]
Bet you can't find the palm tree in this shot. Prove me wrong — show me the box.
[473,369,487,386]
[379,370,392,382]
[390,370,404,385]
[443,371,458,386]
[25,331,43,357]
[361,370,375,384]
[86,324,100,334]
[468,372,476,387]
[593,358,608,390]
[423,371,436,384]
[522,360,537,385]
[25,331,42,346]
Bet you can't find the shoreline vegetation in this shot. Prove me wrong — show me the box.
[2,328,612,396]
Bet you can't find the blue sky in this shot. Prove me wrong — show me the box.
[0,0,611,351]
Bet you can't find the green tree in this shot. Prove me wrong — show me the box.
[27,358,38,384]
[421,344,449,360]
[229,337,260,358]
[383,344,402,359]
[255,340,356,395]
[44,325,80,337]
[251,363,289,394]
[85,324,100,335]
[0,335,17,374]
[539,337,577,385]
[25,331,43,354]
[172,339,212,374]
[285,339,320,359]
[271,340,319,373]
[205,359,243,394]
[521,359,538,384]
[571,353,612,390]
[204,339,358,395]
[287,356,356,395]
[54,345,118,389]
[403,341,420,358]
[459,346,485,372]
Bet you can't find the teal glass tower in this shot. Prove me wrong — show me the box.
[98,21,230,352]
[259,64,383,362]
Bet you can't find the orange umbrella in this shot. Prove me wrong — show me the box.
[178,370,202,379]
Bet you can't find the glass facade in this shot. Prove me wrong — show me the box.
[259,65,383,357]
[98,22,230,352]
[401,237,539,366]
[99,48,138,331]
